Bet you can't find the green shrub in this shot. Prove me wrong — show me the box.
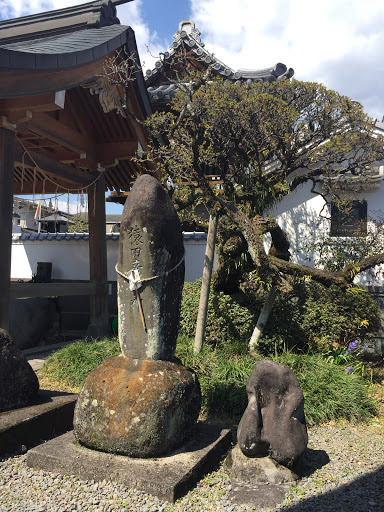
[180,280,256,348]
[272,352,377,425]
[299,283,380,350]
[176,336,377,425]
[245,281,380,354]
[180,278,380,355]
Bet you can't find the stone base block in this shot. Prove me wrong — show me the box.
[228,445,299,484]
[0,390,77,455]
[230,481,292,510]
[226,446,297,510]
[27,424,231,503]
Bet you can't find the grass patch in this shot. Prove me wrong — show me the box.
[40,335,378,426]
[39,337,120,392]
[176,335,378,425]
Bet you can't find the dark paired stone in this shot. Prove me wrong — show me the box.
[117,174,184,361]
[73,356,201,457]
[237,360,307,468]
[0,329,39,412]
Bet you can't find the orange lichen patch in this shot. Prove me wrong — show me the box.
[73,356,201,457]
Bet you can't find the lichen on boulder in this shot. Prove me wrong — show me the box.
[74,356,201,457]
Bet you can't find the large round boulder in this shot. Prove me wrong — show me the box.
[73,356,201,457]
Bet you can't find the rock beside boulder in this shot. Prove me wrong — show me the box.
[73,356,201,457]
[10,298,60,349]
[0,329,39,412]
[238,360,308,468]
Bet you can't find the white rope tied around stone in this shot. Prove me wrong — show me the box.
[115,252,185,291]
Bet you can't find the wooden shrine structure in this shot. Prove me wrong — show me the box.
[0,0,152,336]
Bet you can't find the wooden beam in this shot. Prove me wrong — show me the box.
[0,91,65,114]
[13,179,96,195]
[10,281,98,299]
[18,111,96,157]
[0,58,105,98]
[0,128,15,331]
[96,140,138,161]
[87,174,110,337]
[15,142,100,187]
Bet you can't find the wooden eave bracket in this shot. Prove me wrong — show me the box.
[0,116,16,131]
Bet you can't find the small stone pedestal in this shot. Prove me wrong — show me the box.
[228,445,299,484]
[27,424,232,503]
[226,446,298,510]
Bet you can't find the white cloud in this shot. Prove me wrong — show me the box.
[2,0,384,118]
[0,0,79,19]
[116,0,168,71]
[190,0,384,119]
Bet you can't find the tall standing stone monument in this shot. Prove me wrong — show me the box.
[74,175,201,457]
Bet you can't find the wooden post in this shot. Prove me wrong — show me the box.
[87,173,110,338]
[194,212,218,354]
[0,128,15,331]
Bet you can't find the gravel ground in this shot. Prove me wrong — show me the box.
[0,421,383,512]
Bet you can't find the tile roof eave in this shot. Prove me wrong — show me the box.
[0,25,129,71]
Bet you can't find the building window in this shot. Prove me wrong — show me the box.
[330,200,367,237]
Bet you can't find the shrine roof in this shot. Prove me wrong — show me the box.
[0,25,130,70]
[0,0,134,70]
[0,0,153,195]
[145,20,294,107]
[0,0,132,43]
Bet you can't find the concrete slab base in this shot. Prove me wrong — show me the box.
[230,481,292,510]
[27,424,232,503]
[0,390,77,455]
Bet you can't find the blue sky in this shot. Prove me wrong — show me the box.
[4,0,384,214]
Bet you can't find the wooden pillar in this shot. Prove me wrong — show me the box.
[0,128,15,332]
[194,212,218,354]
[87,173,110,338]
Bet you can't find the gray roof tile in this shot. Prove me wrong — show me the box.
[13,232,207,242]
[146,20,294,107]
[0,25,129,69]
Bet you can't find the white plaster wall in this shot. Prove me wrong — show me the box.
[11,236,214,283]
[265,180,384,287]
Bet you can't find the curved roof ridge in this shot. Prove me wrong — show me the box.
[145,19,294,91]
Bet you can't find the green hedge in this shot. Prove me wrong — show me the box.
[180,279,380,354]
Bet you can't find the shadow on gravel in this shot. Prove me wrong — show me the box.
[294,448,330,478]
[282,465,384,511]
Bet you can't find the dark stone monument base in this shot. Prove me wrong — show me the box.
[0,390,77,455]
[27,424,231,503]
